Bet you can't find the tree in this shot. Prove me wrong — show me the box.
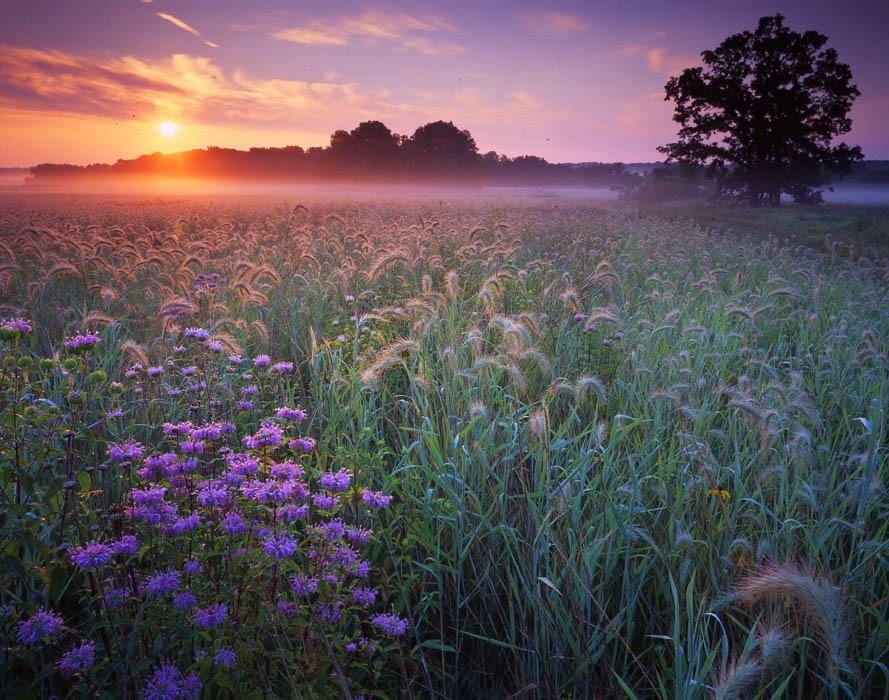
[658,14,862,205]
[407,121,479,171]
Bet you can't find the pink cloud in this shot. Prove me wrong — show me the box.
[271,8,463,56]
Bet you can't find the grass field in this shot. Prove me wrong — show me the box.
[1,195,887,699]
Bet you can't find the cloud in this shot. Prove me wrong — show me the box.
[0,45,377,128]
[614,43,699,75]
[271,8,463,56]
[518,11,591,33]
[156,12,219,48]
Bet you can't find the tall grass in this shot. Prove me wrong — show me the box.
[1,194,887,697]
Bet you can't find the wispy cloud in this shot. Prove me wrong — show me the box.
[0,45,374,127]
[614,42,699,75]
[271,8,463,56]
[156,12,219,48]
[518,11,590,34]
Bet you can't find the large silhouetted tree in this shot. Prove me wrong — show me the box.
[407,121,479,172]
[659,14,862,205]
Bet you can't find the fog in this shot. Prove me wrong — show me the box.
[1,174,886,206]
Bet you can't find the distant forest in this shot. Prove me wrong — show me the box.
[27,120,635,187]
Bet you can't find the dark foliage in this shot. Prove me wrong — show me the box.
[658,14,863,206]
[28,120,636,188]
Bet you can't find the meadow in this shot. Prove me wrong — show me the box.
[1,194,887,699]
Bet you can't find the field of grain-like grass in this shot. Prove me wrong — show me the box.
[1,195,887,699]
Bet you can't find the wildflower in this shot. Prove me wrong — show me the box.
[370,612,408,636]
[345,295,355,302]
[262,534,298,560]
[238,400,253,411]
[132,486,167,506]
[320,469,352,492]
[229,354,242,364]
[275,406,306,423]
[64,332,100,353]
[291,575,318,596]
[312,493,338,510]
[288,437,316,453]
[144,664,183,700]
[162,421,192,436]
[106,408,124,419]
[706,487,731,502]
[168,514,201,534]
[184,558,202,575]
[184,327,210,340]
[69,541,113,569]
[193,603,228,628]
[178,440,204,455]
[182,673,202,699]
[58,640,96,675]
[112,535,140,555]
[242,421,283,449]
[208,341,224,351]
[574,313,585,321]
[221,512,246,535]
[346,526,373,544]
[214,647,237,668]
[353,587,376,605]
[271,361,293,372]
[147,366,164,376]
[241,384,259,396]
[107,439,143,463]
[362,489,392,510]
[196,482,230,507]
[585,324,596,332]
[253,354,271,367]
[181,366,197,376]
[314,519,346,541]
[614,331,623,340]
[16,609,64,644]
[145,570,180,598]
[279,504,308,522]
[602,338,611,346]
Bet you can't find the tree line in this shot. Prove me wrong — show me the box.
[28,120,635,187]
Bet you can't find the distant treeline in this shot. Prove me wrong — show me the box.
[27,120,637,187]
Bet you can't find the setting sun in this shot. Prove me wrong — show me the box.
[158,121,179,136]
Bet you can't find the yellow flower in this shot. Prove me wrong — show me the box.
[706,488,731,502]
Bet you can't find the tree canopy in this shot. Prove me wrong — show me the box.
[658,14,863,205]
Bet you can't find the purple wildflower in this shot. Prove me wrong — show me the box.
[215,647,237,668]
[143,664,182,700]
[291,575,318,596]
[173,591,197,611]
[16,609,64,644]
[362,489,392,510]
[370,612,408,636]
[69,541,113,569]
[253,354,271,367]
[262,534,298,560]
[193,603,228,628]
[275,406,306,422]
[112,535,140,555]
[58,640,96,675]
[320,469,352,492]
[145,570,180,598]
[353,587,376,605]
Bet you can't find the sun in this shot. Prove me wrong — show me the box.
[158,121,179,136]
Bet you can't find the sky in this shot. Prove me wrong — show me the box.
[1,0,887,167]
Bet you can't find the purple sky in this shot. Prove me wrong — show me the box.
[1,0,886,166]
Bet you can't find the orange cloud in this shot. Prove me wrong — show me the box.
[614,43,699,76]
[518,12,591,33]
[271,8,463,56]
[156,12,219,48]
